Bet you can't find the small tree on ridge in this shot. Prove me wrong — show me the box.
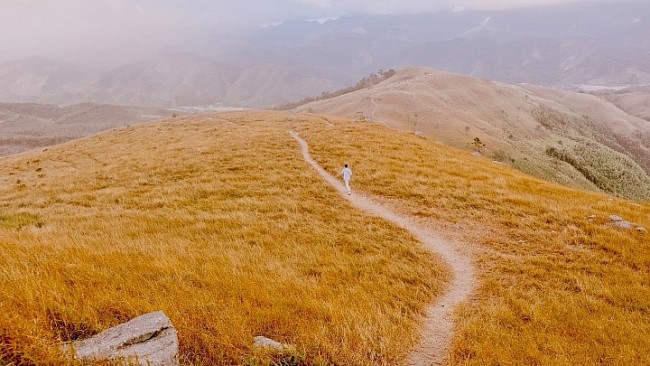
[471,137,485,153]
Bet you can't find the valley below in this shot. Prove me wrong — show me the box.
[0,102,174,157]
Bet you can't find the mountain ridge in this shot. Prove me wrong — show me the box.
[295,67,650,200]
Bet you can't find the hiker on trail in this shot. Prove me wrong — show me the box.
[341,164,352,195]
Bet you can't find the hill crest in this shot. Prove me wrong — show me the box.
[296,67,650,201]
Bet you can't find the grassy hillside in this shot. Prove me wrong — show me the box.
[0,112,446,365]
[292,116,650,365]
[296,67,650,201]
[1,111,648,365]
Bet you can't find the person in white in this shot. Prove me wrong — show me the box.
[341,164,352,195]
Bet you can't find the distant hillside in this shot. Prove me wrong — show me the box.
[276,69,396,110]
[0,57,89,105]
[83,53,237,107]
[223,63,337,108]
[296,67,650,201]
[0,102,171,156]
[595,90,650,122]
[0,55,340,108]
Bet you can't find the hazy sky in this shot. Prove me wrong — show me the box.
[0,0,625,65]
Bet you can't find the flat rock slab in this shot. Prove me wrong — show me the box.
[612,220,634,230]
[253,336,288,351]
[64,311,179,366]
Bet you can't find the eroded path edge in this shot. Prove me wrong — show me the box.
[289,131,476,366]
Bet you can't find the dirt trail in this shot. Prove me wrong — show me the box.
[289,131,476,365]
[366,92,410,125]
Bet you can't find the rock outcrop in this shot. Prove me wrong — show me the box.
[588,214,647,233]
[64,311,178,366]
[607,214,645,231]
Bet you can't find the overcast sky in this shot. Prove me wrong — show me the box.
[0,0,625,65]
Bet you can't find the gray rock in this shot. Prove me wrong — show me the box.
[471,151,482,157]
[613,220,634,230]
[609,214,624,222]
[253,336,287,351]
[64,311,178,366]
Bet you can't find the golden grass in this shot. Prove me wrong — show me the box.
[293,116,650,365]
[0,112,447,365]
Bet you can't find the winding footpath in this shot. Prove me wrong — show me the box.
[364,75,428,122]
[289,131,476,365]
[366,91,411,125]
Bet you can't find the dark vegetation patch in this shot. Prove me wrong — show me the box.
[276,69,397,110]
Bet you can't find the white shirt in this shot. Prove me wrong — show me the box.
[342,167,352,181]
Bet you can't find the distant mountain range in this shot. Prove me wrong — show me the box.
[0,54,335,108]
[240,1,650,90]
[0,1,648,108]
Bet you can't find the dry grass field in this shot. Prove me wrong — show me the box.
[0,112,447,365]
[2,110,649,365]
[293,116,650,365]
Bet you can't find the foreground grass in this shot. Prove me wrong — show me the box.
[294,116,650,365]
[0,112,446,365]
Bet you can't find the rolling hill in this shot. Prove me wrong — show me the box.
[0,111,647,365]
[296,67,650,201]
